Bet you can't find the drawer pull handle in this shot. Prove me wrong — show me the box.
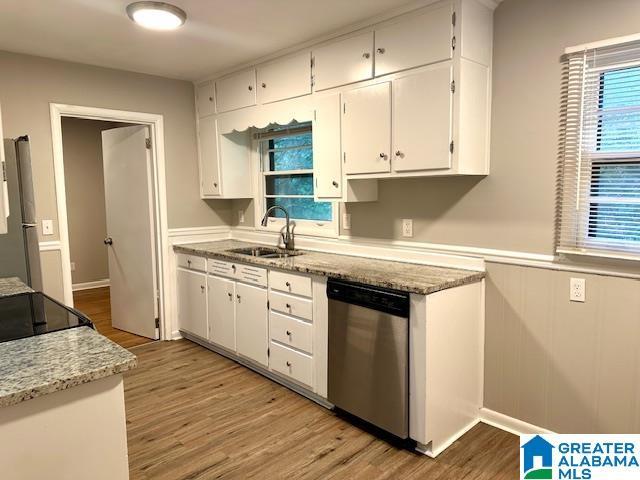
[187,259,192,266]
[286,330,292,336]
[286,303,291,309]
[228,292,233,300]
[286,361,292,367]
[232,265,236,271]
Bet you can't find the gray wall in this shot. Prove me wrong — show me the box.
[61,118,115,285]
[0,49,232,240]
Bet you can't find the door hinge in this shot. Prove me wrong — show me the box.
[449,141,455,154]
[452,11,456,26]
[311,75,315,87]
[451,36,456,51]
[450,80,456,93]
[145,138,152,149]
[155,317,160,328]
[267,300,270,310]
[1,162,6,182]
[267,347,270,357]
[343,152,346,163]
[311,56,315,68]
[343,103,346,114]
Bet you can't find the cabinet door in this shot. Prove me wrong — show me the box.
[177,268,207,339]
[375,5,453,77]
[207,275,236,351]
[198,115,221,196]
[257,52,311,104]
[235,282,268,366]
[215,68,256,113]
[393,66,452,172]
[342,82,391,175]
[196,81,216,117]
[313,93,342,198]
[313,32,373,91]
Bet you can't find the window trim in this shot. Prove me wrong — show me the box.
[251,130,338,239]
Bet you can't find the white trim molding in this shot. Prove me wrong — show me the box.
[49,103,171,340]
[72,279,110,291]
[39,240,62,252]
[480,408,554,436]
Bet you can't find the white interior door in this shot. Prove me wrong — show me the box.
[102,125,158,339]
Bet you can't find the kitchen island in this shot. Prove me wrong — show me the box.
[0,326,136,479]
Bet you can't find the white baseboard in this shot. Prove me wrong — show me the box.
[72,279,110,291]
[479,408,554,436]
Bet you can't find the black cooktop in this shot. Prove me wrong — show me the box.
[0,292,94,343]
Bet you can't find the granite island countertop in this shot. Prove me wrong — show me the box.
[0,277,34,297]
[0,327,137,408]
[174,240,485,295]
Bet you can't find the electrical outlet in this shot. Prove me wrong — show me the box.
[70,262,76,272]
[42,219,53,236]
[238,210,245,224]
[570,277,586,302]
[402,219,413,238]
[342,213,351,230]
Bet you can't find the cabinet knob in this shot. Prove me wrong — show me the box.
[286,303,291,309]
[285,281,291,288]
[236,294,241,302]
[379,152,387,159]
[208,96,213,102]
[213,182,218,188]
[232,265,236,271]
[286,361,292,367]
[187,259,192,266]
[261,82,267,88]
[377,47,385,54]
[362,52,370,59]
[103,237,113,246]
[395,151,403,157]
[248,85,253,91]
[286,330,292,336]
[201,285,205,292]
[332,181,339,187]
[228,292,232,300]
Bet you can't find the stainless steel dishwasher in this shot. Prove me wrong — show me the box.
[327,278,410,439]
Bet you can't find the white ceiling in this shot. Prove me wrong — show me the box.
[0,0,427,81]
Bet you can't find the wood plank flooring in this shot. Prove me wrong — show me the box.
[124,340,519,479]
[73,287,154,349]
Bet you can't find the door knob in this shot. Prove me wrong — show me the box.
[104,237,113,245]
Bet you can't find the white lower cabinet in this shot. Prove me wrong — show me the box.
[177,268,208,339]
[207,275,236,351]
[235,282,269,367]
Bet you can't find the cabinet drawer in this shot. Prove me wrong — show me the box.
[177,253,206,272]
[269,270,312,297]
[270,291,312,321]
[270,311,313,354]
[208,258,237,278]
[269,342,313,388]
[237,264,268,287]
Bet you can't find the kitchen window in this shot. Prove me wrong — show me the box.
[256,123,337,236]
[557,39,640,259]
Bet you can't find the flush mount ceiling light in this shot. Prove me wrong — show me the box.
[126,1,187,30]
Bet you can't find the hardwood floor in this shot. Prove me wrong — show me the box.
[124,340,519,479]
[73,287,154,349]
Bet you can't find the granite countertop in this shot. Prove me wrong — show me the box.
[0,327,137,408]
[0,277,34,297]
[174,240,485,295]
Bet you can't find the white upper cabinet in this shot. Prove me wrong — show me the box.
[313,93,342,198]
[374,4,453,77]
[196,81,216,117]
[342,82,391,175]
[312,32,373,91]
[215,68,256,113]
[257,52,312,104]
[198,115,221,196]
[392,65,453,172]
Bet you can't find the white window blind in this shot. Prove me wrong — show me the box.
[557,40,640,259]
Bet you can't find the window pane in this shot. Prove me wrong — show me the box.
[271,132,312,150]
[265,174,314,196]
[598,67,640,151]
[269,146,313,171]
[591,163,640,199]
[267,197,332,222]
[589,203,640,242]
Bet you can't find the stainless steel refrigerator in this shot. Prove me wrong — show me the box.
[0,136,43,291]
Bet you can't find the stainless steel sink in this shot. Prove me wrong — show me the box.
[228,247,303,259]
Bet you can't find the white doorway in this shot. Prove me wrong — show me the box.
[50,104,170,342]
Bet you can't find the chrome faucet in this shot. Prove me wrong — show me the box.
[261,205,294,250]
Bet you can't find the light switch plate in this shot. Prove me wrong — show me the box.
[70,262,76,272]
[570,277,586,302]
[402,219,413,238]
[342,213,351,230]
[42,219,53,236]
